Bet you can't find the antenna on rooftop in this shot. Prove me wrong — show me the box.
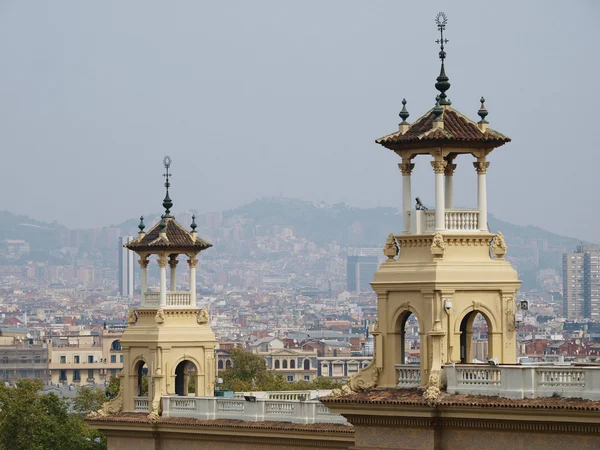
[162,156,173,218]
[434,12,451,105]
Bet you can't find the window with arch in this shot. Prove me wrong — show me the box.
[274,359,280,369]
[282,360,288,369]
[218,360,224,370]
[225,359,231,368]
[111,340,122,351]
[303,359,310,370]
[290,359,296,369]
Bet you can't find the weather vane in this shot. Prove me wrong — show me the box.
[162,156,174,217]
[435,12,448,63]
[434,12,451,106]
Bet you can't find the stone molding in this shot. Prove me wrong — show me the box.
[393,235,494,248]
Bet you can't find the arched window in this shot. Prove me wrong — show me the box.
[218,360,224,370]
[175,360,197,396]
[282,360,288,369]
[225,359,231,368]
[111,340,121,351]
[303,359,310,370]
[275,359,280,369]
[290,359,296,369]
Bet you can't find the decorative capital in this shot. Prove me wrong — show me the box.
[430,160,447,174]
[444,163,457,176]
[473,161,490,174]
[157,257,168,268]
[188,258,199,268]
[168,257,179,268]
[398,162,415,176]
[138,257,149,269]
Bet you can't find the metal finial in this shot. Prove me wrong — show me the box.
[478,96,489,123]
[434,12,451,106]
[433,95,443,121]
[162,156,174,218]
[191,215,197,231]
[138,216,145,232]
[399,98,410,124]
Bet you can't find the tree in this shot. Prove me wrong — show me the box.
[0,379,106,450]
[106,375,120,399]
[73,386,108,417]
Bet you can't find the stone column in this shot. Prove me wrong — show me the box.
[139,256,149,306]
[473,159,490,231]
[444,161,456,210]
[168,255,178,292]
[398,161,414,234]
[188,256,198,307]
[158,256,168,307]
[431,160,447,231]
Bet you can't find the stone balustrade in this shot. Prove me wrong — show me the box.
[395,364,421,387]
[233,390,332,401]
[134,396,149,413]
[162,396,348,425]
[445,364,600,400]
[412,209,481,234]
[142,291,192,307]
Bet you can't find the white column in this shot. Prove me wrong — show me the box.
[139,256,148,306]
[444,162,456,210]
[188,256,198,307]
[431,160,447,231]
[399,161,414,234]
[158,256,168,307]
[169,256,178,292]
[474,159,490,231]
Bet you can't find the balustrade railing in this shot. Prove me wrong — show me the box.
[141,291,192,307]
[414,209,482,234]
[162,396,348,425]
[395,364,421,387]
[445,364,600,400]
[134,396,149,413]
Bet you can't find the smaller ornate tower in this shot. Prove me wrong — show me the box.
[110,157,217,419]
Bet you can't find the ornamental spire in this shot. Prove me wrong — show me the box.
[434,12,451,106]
[162,156,173,218]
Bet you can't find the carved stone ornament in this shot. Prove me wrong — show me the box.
[348,362,382,392]
[506,297,516,332]
[398,162,415,176]
[126,308,138,325]
[138,257,149,269]
[430,160,447,174]
[197,307,209,325]
[88,387,123,417]
[473,160,490,174]
[188,258,199,268]
[492,232,508,259]
[148,400,161,422]
[423,371,442,404]
[430,233,446,258]
[155,308,165,324]
[383,233,399,261]
[444,162,457,176]
[157,257,169,268]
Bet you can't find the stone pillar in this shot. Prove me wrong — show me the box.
[158,256,168,307]
[139,256,149,306]
[431,160,447,231]
[169,255,178,292]
[474,159,490,231]
[398,161,414,234]
[188,256,198,307]
[444,161,456,210]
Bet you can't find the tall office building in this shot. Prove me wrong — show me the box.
[563,245,600,319]
[346,256,378,293]
[118,236,134,298]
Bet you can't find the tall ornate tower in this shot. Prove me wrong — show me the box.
[348,13,520,395]
[106,157,217,419]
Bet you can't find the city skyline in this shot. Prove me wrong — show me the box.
[0,2,597,241]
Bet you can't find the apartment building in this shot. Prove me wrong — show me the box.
[563,245,600,319]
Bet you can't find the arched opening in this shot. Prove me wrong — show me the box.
[395,311,421,365]
[175,360,197,396]
[303,359,310,370]
[225,359,231,368]
[290,359,296,369]
[218,360,223,370]
[459,311,492,363]
[135,360,148,397]
[274,359,280,369]
[111,340,121,351]
[282,360,288,369]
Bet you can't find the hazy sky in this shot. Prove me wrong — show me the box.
[0,1,597,240]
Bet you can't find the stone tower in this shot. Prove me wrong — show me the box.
[103,156,217,419]
[348,15,520,395]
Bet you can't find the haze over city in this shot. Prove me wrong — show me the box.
[0,1,597,241]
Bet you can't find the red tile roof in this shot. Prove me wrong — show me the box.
[323,388,600,411]
[125,218,212,252]
[376,107,510,151]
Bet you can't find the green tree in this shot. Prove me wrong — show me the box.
[73,386,108,417]
[221,349,282,391]
[106,375,120,399]
[0,379,106,450]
